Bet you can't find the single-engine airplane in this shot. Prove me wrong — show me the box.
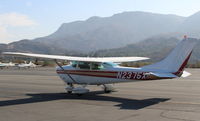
[17,61,37,69]
[2,38,197,95]
[0,62,15,69]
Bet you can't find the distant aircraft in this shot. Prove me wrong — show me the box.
[0,62,15,69]
[2,38,197,95]
[17,61,37,69]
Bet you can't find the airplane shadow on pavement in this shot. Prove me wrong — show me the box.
[0,91,170,110]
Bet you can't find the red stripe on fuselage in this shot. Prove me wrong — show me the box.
[59,70,117,73]
[56,70,161,80]
[57,71,116,78]
[56,70,117,78]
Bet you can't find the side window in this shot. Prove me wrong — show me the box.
[71,61,105,70]
[78,62,90,69]
[71,61,90,69]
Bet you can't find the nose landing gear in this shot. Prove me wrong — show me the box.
[65,83,74,94]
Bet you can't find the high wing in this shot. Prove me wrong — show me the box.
[2,52,149,63]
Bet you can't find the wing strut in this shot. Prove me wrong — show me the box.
[54,60,78,84]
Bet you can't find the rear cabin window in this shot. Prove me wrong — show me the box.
[91,63,104,70]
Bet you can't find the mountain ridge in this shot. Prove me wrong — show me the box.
[1,11,200,61]
[32,11,186,52]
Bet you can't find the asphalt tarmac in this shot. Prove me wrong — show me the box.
[0,67,200,121]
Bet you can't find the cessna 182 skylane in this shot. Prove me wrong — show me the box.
[2,38,198,95]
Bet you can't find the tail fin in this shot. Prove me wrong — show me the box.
[142,38,198,76]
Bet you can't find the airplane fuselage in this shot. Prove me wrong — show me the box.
[56,65,169,85]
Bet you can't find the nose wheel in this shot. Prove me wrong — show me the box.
[66,83,74,94]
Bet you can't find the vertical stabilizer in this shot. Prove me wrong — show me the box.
[142,38,198,76]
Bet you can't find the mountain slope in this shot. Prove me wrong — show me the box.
[34,11,185,52]
[179,11,200,38]
[93,37,200,62]
[0,40,81,56]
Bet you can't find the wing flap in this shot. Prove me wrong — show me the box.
[2,52,149,63]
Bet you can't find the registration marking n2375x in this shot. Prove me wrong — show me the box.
[117,72,147,80]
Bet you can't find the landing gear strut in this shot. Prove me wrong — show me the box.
[65,83,74,94]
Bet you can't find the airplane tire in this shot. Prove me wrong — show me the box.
[67,91,72,94]
[77,94,83,96]
[104,89,112,93]
[103,84,114,93]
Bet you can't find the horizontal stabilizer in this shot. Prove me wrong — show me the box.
[181,71,191,78]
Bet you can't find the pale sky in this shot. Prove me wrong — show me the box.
[0,0,200,43]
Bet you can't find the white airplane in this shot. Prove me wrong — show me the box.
[17,61,37,68]
[0,62,15,68]
[2,38,197,95]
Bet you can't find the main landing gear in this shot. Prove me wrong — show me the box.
[65,83,89,96]
[65,83,115,96]
[102,84,115,93]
